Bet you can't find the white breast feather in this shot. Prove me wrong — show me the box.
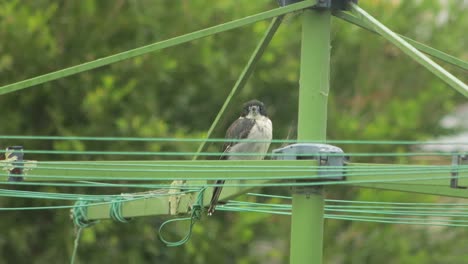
[227,116,272,160]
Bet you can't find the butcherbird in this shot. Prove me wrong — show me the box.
[207,99,272,215]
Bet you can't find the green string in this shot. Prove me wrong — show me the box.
[326,199,468,206]
[15,161,466,169]
[70,200,100,264]
[158,188,205,247]
[12,163,468,174]
[3,171,468,189]
[3,165,468,182]
[220,199,468,227]
[1,149,466,157]
[0,135,467,145]
[109,197,132,223]
[218,206,291,216]
[70,227,83,264]
[325,208,468,218]
[72,200,100,228]
[219,206,468,227]
[325,205,468,210]
[247,193,292,199]
[221,204,468,219]
[326,214,468,227]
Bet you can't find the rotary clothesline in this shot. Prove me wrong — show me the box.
[1,137,466,252]
[0,1,466,263]
[1,139,465,188]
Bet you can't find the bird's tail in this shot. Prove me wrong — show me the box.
[207,180,225,215]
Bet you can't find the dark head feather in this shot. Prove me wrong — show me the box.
[241,99,267,117]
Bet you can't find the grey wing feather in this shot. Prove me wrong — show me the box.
[222,118,256,154]
[208,118,256,214]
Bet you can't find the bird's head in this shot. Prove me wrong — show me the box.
[241,99,267,118]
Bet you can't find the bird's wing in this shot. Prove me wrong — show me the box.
[220,118,255,159]
[209,118,256,215]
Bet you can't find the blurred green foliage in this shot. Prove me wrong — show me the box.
[0,0,467,263]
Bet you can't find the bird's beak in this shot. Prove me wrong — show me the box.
[250,106,259,115]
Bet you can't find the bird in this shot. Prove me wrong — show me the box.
[207,99,273,215]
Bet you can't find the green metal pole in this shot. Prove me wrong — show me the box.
[349,3,468,98]
[290,7,330,264]
[333,11,468,71]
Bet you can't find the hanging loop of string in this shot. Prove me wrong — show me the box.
[158,188,205,247]
[110,197,132,223]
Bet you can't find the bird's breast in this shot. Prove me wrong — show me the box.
[227,117,272,160]
[249,118,272,140]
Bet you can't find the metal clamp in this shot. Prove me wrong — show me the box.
[451,154,467,189]
[5,146,24,182]
[1,146,37,182]
[273,143,346,180]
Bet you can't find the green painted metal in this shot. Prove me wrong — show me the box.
[82,159,318,220]
[84,180,264,220]
[333,11,468,71]
[85,180,264,220]
[350,3,468,97]
[87,195,171,220]
[3,160,316,181]
[4,160,467,187]
[0,1,317,96]
[194,16,284,159]
[291,191,324,262]
[296,11,330,141]
[290,8,331,264]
